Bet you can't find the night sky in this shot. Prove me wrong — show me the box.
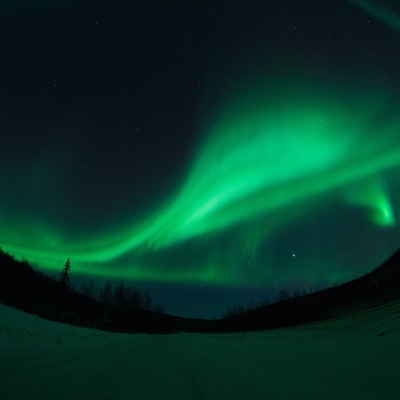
[1,0,400,318]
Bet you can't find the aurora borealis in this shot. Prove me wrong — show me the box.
[1,0,400,317]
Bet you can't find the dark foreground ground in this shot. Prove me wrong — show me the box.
[1,301,399,399]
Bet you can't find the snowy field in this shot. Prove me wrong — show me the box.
[1,302,400,400]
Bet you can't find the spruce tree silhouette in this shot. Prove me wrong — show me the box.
[56,258,71,319]
[59,258,71,289]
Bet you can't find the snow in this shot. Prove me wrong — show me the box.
[1,301,400,399]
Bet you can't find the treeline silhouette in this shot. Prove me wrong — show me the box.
[221,287,313,319]
[0,246,400,333]
[0,248,174,333]
[217,248,400,331]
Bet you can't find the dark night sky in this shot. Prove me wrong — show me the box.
[1,0,400,318]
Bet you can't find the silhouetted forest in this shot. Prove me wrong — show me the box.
[0,246,399,333]
[217,249,400,332]
[0,249,173,333]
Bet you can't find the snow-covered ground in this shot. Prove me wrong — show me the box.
[1,302,399,400]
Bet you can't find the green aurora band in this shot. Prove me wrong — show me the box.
[2,79,400,286]
[353,0,400,31]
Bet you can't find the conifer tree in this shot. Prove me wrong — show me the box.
[59,258,71,289]
[56,258,72,318]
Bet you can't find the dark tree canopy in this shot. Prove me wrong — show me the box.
[59,258,71,289]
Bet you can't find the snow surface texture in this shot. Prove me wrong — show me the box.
[1,302,400,399]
